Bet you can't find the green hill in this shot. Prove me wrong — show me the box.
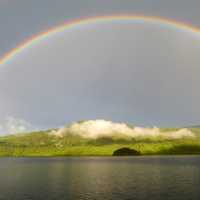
[0,127,200,156]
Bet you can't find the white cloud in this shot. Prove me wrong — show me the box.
[51,120,195,140]
[0,117,35,135]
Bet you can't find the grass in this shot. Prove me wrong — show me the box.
[0,129,200,156]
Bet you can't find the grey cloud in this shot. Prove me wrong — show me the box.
[0,21,200,128]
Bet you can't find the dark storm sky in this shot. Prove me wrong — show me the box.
[1,0,200,133]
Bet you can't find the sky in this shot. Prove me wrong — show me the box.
[1,0,200,134]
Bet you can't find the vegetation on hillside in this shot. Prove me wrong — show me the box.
[0,127,200,156]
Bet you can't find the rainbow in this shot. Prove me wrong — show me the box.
[1,15,200,65]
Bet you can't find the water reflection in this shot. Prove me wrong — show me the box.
[0,156,199,200]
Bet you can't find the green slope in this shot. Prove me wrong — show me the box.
[0,128,200,156]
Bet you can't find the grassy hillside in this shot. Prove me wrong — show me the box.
[0,128,200,156]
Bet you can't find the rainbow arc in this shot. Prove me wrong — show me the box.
[1,15,200,65]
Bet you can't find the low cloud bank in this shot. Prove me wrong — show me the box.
[51,120,195,140]
[0,117,35,135]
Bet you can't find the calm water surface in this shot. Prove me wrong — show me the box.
[0,156,199,200]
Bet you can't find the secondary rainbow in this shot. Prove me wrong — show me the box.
[1,15,200,65]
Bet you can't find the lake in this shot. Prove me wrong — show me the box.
[0,156,199,200]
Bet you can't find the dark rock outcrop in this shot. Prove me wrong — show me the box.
[113,147,141,156]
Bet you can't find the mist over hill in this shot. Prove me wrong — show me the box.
[0,120,200,156]
[50,120,195,140]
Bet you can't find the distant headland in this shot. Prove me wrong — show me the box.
[0,120,200,156]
